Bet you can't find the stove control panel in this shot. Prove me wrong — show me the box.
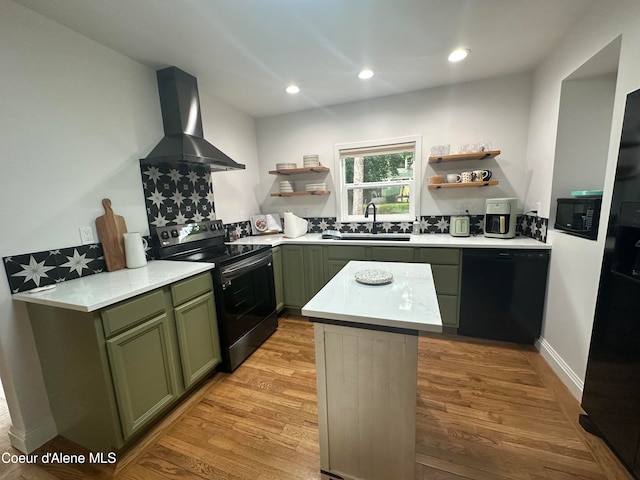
[155,220,225,248]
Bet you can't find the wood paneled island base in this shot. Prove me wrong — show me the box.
[303,261,443,480]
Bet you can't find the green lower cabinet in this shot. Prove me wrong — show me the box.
[431,264,460,296]
[305,245,326,301]
[27,272,221,452]
[279,244,462,329]
[106,313,181,441]
[436,294,459,328]
[325,245,367,281]
[282,245,307,308]
[418,248,461,328]
[327,259,350,280]
[174,292,221,389]
[272,246,284,311]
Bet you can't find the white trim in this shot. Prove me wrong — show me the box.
[8,416,57,453]
[535,336,584,402]
[334,135,422,223]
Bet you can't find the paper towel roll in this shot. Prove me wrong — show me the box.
[284,212,308,238]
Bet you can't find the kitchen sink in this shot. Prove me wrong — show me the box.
[338,233,411,241]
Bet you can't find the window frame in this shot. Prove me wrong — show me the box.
[334,135,422,223]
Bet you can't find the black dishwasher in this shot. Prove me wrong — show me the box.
[458,249,550,344]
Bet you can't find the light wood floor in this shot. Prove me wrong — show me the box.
[0,314,634,480]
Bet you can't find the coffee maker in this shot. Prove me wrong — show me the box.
[484,198,517,238]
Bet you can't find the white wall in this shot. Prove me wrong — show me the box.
[201,93,262,223]
[0,0,259,451]
[550,75,617,217]
[525,0,640,399]
[256,73,533,219]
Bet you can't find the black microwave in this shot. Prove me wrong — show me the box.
[554,197,602,239]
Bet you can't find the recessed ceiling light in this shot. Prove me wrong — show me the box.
[285,84,300,94]
[448,48,470,63]
[358,69,374,80]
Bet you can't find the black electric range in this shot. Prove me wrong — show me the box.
[153,220,277,372]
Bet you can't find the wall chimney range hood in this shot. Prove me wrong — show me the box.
[141,66,245,171]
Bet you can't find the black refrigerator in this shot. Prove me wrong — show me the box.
[580,88,640,479]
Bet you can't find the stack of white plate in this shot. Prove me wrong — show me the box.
[305,182,326,192]
[280,180,294,193]
[276,162,297,170]
[303,155,320,167]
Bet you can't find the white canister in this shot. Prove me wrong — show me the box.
[123,232,148,269]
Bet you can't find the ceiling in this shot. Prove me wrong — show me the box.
[16,0,595,118]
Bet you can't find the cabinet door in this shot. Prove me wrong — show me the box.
[305,245,326,302]
[327,260,350,281]
[174,292,221,389]
[106,313,180,440]
[272,246,284,312]
[282,245,307,308]
[326,246,367,281]
[431,264,460,296]
[437,294,459,328]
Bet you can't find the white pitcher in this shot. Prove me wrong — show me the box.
[123,232,148,269]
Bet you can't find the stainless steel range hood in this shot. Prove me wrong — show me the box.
[141,66,245,171]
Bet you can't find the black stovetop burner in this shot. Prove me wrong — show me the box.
[153,220,269,266]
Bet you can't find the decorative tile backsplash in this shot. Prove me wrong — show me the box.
[140,163,216,228]
[4,244,106,293]
[304,214,548,241]
[3,239,155,293]
[519,214,548,242]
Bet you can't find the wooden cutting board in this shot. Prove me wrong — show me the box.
[96,198,128,272]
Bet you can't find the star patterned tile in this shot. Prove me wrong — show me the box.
[141,162,216,228]
[3,244,107,293]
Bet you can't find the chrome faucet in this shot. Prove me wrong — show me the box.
[364,202,379,234]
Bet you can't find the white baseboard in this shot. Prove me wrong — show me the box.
[536,336,584,402]
[8,417,57,453]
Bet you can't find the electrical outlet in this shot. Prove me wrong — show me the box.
[79,226,94,245]
[456,204,469,215]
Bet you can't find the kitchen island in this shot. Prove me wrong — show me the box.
[302,261,442,480]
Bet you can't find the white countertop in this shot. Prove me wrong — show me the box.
[12,260,215,313]
[302,261,442,333]
[229,233,550,249]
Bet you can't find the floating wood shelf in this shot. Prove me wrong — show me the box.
[271,190,331,197]
[269,166,330,175]
[428,181,499,190]
[428,150,501,164]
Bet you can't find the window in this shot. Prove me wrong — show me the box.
[335,136,421,222]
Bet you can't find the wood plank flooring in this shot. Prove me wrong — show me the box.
[0,314,633,480]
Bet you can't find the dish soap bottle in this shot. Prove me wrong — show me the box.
[413,217,421,235]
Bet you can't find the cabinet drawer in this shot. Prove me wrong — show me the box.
[171,272,213,306]
[326,245,367,260]
[431,264,460,295]
[417,248,460,265]
[370,246,415,262]
[102,289,167,338]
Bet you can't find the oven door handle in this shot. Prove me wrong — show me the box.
[220,252,272,281]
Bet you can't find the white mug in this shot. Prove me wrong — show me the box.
[446,173,461,183]
[123,232,148,269]
[460,171,473,183]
